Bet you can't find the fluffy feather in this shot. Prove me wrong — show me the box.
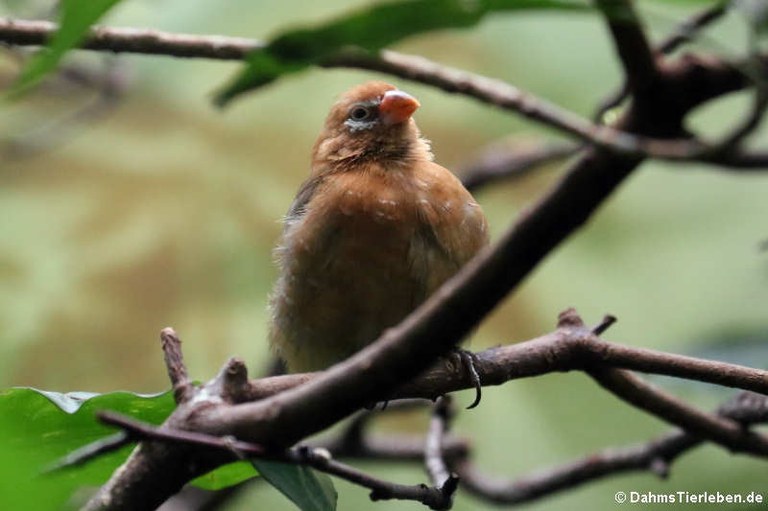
[269,81,489,372]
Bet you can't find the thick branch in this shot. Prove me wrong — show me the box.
[595,0,659,92]
[240,331,768,403]
[80,310,768,509]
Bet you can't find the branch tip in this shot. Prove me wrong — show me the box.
[160,326,177,339]
[649,457,670,479]
[557,308,583,329]
[159,327,192,403]
[226,360,248,386]
[216,357,251,403]
[592,315,618,336]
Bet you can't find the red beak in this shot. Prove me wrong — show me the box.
[379,89,420,125]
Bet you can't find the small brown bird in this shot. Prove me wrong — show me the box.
[269,81,489,373]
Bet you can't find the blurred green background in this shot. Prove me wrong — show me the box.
[2,1,768,510]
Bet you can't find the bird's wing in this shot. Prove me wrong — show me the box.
[283,174,325,231]
[411,161,490,295]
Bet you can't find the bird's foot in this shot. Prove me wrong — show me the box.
[449,348,482,409]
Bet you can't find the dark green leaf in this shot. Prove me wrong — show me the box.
[252,460,337,511]
[215,0,589,106]
[0,387,173,511]
[9,0,123,97]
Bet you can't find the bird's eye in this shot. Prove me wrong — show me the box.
[349,105,374,121]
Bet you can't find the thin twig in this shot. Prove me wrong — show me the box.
[704,150,768,168]
[160,327,193,404]
[462,3,735,190]
[425,397,454,489]
[459,140,577,192]
[453,391,768,505]
[0,18,262,59]
[1,17,762,164]
[327,49,710,160]
[313,401,469,463]
[316,431,470,464]
[591,314,617,336]
[588,368,768,456]
[294,446,456,510]
[98,411,268,457]
[422,398,460,509]
[96,410,461,510]
[707,63,768,154]
[44,432,133,473]
[657,3,728,55]
[302,391,768,507]
[594,2,727,122]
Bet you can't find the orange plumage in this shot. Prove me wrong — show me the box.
[269,81,489,372]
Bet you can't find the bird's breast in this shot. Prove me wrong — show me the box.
[306,169,422,282]
[272,168,429,368]
[270,163,487,372]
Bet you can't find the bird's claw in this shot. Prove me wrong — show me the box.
[450,348,482,409]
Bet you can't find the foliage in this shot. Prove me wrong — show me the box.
[251,461,338,511]
[8,0,123,97]
[214,0,590,105]
[0,388,171,510]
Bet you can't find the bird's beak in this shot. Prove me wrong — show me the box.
[379,89,420,125]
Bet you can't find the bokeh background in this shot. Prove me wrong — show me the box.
[2,1,768,509]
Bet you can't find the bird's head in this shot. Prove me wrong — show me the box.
[311,81,432,173]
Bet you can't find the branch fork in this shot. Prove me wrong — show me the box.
[67,306,768,510]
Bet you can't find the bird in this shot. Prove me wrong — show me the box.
[268,81,489,375]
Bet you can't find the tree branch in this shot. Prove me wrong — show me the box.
[0,18,262,59]
[658,3,727,55]
[160,327,194,404]
[1,17,763,164]
[454,391,768,505]
[588,368,768,455]
[459,139,577,191]
[311,391,768,506]
[595,0,659,93]
[240,325,768,403]
[95,412,460,510]
[425,397,457,491]
[594,2,726,122]
[73,308,768,509]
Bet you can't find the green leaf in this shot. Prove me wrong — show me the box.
[214,0,589,106]
[252,460,337,511]
[191,460,259,491]
[8,0,123,98]
[0,387,173,511]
